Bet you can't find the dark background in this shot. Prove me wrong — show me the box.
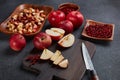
[0,0,120,80]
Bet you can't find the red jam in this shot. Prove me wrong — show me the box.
[85,24,112,38]
[59,7,77,15]
[26,54,40,66]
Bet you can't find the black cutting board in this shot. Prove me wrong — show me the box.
[22,39,96,80]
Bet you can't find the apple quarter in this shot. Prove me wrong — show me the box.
[53,55,64,65]
[58,33,75,47]
[50,50,62,61]
[40,49,54,60]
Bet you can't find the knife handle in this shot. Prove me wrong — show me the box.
[90,70,99,80]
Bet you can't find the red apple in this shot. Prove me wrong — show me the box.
[57,20,73,34]
[48,10,66,27]
[45,28,65,40]
[9,33,26,51]
[33,32,52,50]
[66,11,84,29]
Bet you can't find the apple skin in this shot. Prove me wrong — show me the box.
[33,32,52,50]
[48,10,66,27]
[45,28,65,41]
[57,20,73,34]
[49,34,62,40]
[9,33,26,51]
[66,11,84,29]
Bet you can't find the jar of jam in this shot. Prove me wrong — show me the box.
[58,3,80,15]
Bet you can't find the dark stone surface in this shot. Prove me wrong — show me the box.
[0,0,120,80]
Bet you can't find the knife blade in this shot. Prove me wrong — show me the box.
[82,42,99,80]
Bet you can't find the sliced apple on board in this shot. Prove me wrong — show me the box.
[45,28,65,40]
[58,33,75,47]
[50,50,61,61]
[40,48,69,68]
[40,49,54,60]
[58,59,69,68]
[53,55,64,65]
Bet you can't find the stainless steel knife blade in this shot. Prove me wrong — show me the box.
[82,42,99,80]
[82,42,95,71]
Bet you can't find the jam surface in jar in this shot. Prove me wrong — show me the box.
[58,3,79,15]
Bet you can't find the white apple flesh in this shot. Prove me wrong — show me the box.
[58,33,75,47]
[53,55,64,65]
[50,50,61,61]
[40,49,54,60]
[45,28,65,40]
[58,59,69,68]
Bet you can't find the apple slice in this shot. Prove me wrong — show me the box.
[40,49,54,60]
[58,59,69,68]
[58,33,75,47]
[50,50,61,61]
[53,55,64,65]
[45,28,65,40]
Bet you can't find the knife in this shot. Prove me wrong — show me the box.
[82,42,99,80]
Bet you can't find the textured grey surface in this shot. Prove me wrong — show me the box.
[0,0,120,80]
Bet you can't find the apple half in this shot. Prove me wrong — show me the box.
[45,28,65,40]
[40,49,54,60]
[58,33,75,47]
[58,59,69,68]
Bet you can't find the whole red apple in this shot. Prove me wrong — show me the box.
[48,10,65,27]
[58,20,73,34]
[33,32,52,50]
[9,33,26,51]
[66,11,84,29]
